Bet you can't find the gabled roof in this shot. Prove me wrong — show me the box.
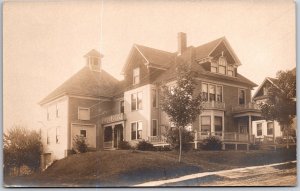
[252,77,279,100]
[121,44,175,74]
[39,66,119,105]
[194,37,241,66]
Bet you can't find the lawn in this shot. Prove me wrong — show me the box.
[4,147,296,187]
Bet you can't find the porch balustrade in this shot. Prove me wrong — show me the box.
[102,113,126,124]
[194,131,254,143]
[148,136,166,143]
[232,102,260,112]
[194,131,222,140]
[202,101,225,110]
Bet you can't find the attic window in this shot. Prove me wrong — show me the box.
[218,57,226,74]
[133,68,140,85]
[228,65,234,76]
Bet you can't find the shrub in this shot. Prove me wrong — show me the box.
[165,127,194,151]
[136,140,155,151]
[73,135,88,153]
[156,146,172,151]
[249,143,260,150]
[4,126,43,176]
[200,136,222,150]
[118,140,132,150]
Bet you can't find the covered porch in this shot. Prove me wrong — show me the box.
[102,113,126,150]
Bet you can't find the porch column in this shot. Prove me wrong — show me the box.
[248,115,252,142]
[112,125,115,148]
[273,121,276,144]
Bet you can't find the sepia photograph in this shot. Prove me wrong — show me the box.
[3,0,297,187]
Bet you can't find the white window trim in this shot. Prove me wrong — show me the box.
[131,92,143,111]
[78,107,90,120]
[131,121,143,140]
[152,119,158,136]
[133,67,140,85]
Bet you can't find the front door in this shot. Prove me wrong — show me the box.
[113,124,123,148]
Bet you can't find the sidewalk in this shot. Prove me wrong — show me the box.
[135,160,297,187]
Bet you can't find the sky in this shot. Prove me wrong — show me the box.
[3,0,296,131]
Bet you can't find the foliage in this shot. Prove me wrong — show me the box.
[118,140,132,150]
[155,146,172,151]
[136,140,155,151]
[200,136,222,150]
[4,126,43,175]
[73,135,88,153]
[160,61,203,162]
[165,127,194,151]
[260,70,296,148]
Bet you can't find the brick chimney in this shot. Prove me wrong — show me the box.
[177,32,187,55]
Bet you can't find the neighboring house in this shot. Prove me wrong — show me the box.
[40,32,261,168]
[252,68,296,143]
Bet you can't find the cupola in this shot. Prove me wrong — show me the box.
[84,49,103,72]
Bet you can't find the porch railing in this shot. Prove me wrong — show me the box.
[202,101,225,110]
[232,102,260,112]
[194,131,222,140]
[102,113,126,124]
[148,136,166,143]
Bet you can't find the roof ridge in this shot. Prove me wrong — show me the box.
[134,44,174,55]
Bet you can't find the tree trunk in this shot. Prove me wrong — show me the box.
[286,124,290,149]
[178,127,182,163]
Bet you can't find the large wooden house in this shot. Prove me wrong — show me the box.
[39,33,261,168]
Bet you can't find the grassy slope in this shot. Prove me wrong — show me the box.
[4,148,296,187]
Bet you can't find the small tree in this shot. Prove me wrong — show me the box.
[160,61,203,162]
[73,135,88,153]
[4,126,43,176]
[260,70,296,148]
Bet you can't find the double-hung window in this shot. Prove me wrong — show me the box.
[214,116,223,132]
[227,65,234,76]
[239,89,246,105]
[202,83,208,101]
[267,122,274,135]
[257,123,262,136]
[152,89,157,108]
[216,86,222,102]
[131,92,142,111]
[201,116,211,132]
[80,130,87,138]
[133,68,140,85]
[218,57,227,74]
[131,121,142,140]
[211,61,218,73]
[209,85,216,102]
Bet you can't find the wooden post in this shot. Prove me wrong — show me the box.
[235,144,238,150]
[248,115,252,143]
[112,125,115,148]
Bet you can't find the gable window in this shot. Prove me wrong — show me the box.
[211,61,218,73]
[257,123,262,136]
[78,107,90,120]
[131,121,142,140]
[218,57,227,75]
[202,83,208,101]
[239,89,246,105]
[133,68,140,85]
[152,89,158,108]
[56,127,60,144]
[214,116,223,132]
[227,65,234,76]
[267,122,274,135]
[216,86,223,102]
[152,119,158,136]
[209,85,216,102]
[80,130,87,138]
[120,100,124,113]
[201,116,211,132]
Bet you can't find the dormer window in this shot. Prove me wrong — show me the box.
[133,67,140,85]
[218,57,226,74]
[211,61,218,73]
[227,65,234,76]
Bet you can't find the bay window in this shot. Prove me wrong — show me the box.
[202,83,208,101]
[209,85,216,102]
[214,116,223,132]
[216,86,222,102]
